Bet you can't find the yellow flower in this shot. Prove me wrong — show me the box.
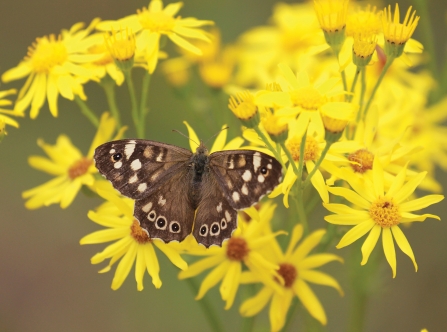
[178,202,283,309]
[313,0,350,33]
[81,183,187,290]
[22,113,122,209]
[2,19,102,118]
[0,89,22,129]
[324,158,444,277]
[257,63,349,140]
[240,225,343,330]
[97,0,213,73]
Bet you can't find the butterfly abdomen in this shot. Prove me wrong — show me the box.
[188,148,210,208]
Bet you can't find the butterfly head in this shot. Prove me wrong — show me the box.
[195,141,209,156]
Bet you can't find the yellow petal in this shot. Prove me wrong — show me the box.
[220,261,241,309]
[178,255,224,279]
[324,212,370,225]
[269,291,293,332]
[111,242,138,290]
[144,243,162,289]
[399,194,444,212]
[292,229,326,262]
[393,171,426,204]
[382,227,397,278]
[285,224,303,258]
[91,236,133,264]
[372,157,384,197]
[87,211,129,228]
[239,286,273,317]
[336,220,375,248]
[135,245,146,291]
[299,270,343,296]
[168,33,202,55]
[293,279,327,325]
[28,156,65,175]
[183,121,200,152]
[196,261,229,300]
[153,240,187,270]
[60,179,82,208]
[361,225,381,265]
[327,186,370,209]
[210,124,228,153]
[80,227,129,244]
[391,226,417,272]
[299,253,343,270]
[307,161,329,203]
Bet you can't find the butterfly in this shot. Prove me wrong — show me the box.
[94,139,282,247]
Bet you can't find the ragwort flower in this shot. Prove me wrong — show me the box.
[179,203,283,309]
[22,113,123,209]
[240,225,343,330]
[97,0,213,73]
[0,89,22,130]
[81,184,187,290]
[2,19,102,118]
[324,158,444,277]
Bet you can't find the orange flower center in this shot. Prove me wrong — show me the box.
[68,157,93,179]
[27,35,68,74]
[131,219,151,243]
[138,8,176,33]
[286,135,319,162]
[369,197,400,228]
[276,263,297,288]
[226,237,249,261]
[348,149,374,173]
[290,86,327,111]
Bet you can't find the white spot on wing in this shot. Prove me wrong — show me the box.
[267,163,272,169]
[258,174,265,183]
[253,152,261,172]
[158,195,166,206]
[137,183,147,192]
[225,210,232,222]
[242,170,252,182]
[216,202,223,213]
[131,159,142,171]
[129,174,138,184]
[241,184,249,195]
[228,157,234,169]
[232,191,240,202]
[114,161,122,169]
[124,144,136,160]
[109,149,116,154]
[142,202,153,212]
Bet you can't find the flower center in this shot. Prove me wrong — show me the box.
[369,196,400,228]
[138,8,176,33]
[348,149,374,173]
[27,35,68,73]
[131,219,151,243]
[276,263,297,288]
[68,157,93,179]
[286,135,319,162]
[226,237,249,261]
[290,86,327,111]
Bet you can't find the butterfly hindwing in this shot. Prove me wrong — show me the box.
[192,172,238,248]
[94,139,191,200]
[134,168,195,243]
[209,150,282,210]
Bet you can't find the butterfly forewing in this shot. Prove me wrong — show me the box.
[94,139,192,200]
[134,168,195,243]
[209,150,282,210]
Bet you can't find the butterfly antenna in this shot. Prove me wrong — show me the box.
[172,129,200,148]
[203,126,229,146]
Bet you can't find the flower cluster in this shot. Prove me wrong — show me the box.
[2,0,446,331]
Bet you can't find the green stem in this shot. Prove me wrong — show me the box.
[74,96,99,128]
[302,141,331,189]
[185,278,224,332]
[253,126,286,170]
[341,70,348,99]
[362,56,395,119]
[347,67,361,102]
[241,284,257,332]
[294,185,309,235]
[139,72,151,138]
[297,133,307,184]
[124,70,141,137]
[101,77,122,129]
[280,141,299,176]
[357,67,366,123]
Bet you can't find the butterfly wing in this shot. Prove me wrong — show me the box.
[192,171,238,248]
[94,139,192,200]
[134,167,195,243]
[208,150,282,209]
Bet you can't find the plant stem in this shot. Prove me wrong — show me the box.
[101,77,122,129]
[362,56,395,119]
[280,141,299,176]
[139,71,151,138]
[124,70,141,137]
[348,67,361,102]
[74,96,99,128]
[302,141,331,189]
[185,278,224,332]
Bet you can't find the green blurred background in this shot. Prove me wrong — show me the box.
[0,0,446,331]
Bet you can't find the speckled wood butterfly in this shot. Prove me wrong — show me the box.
[94,139,282,247]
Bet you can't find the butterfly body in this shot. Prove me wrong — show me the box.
[94,139,282,247]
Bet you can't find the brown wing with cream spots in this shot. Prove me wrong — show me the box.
[94,139,192,200]
[208,150,283,210]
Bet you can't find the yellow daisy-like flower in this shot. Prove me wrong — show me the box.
[257,63,350,140]
[178,202,283,309]
[2,19,102,118]
[81,184,187,290]
[22,113,123,209]
[240,225,343,330]
[324,158,444,277]
[0,89,22,129]
[97,0,213,73]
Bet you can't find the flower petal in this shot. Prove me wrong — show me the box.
[178,254,224,279]
[240,286,273,317]
[144,243,162,288]
[220,261,241,309]
[291,229,326,262]
[361,225,381,265]
[299,270,343,295]
[293,279,327,325]
[196,261,229,300]
[382,228,397,278]
[111,242,138,290]
[399,195,444,212]
[391,226,417,272]
[336,220,375,249]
